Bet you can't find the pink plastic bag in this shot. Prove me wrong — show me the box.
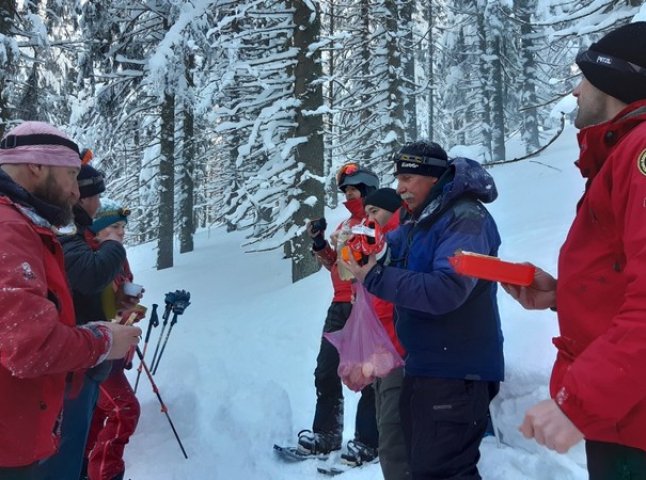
[324,283,404,392]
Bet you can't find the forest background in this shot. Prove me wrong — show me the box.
[1,0,642,280]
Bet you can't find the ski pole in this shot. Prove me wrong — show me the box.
[152,311,178,375]
[149,295,175,373]
[134,303,159,393]
[135,346,188,459]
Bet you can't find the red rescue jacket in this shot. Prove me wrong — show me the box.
[370,210,405,357]
[0,196,110,467]
[552,100,646,451]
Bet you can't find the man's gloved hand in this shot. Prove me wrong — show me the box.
[348,220,385,257]
[307,217,328,251]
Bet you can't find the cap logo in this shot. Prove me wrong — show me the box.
[638,149,646,176]
[400,161,420,169]
[596,55,612,65]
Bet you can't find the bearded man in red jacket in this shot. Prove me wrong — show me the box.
[503,22,646,479]
[0,121,141,479]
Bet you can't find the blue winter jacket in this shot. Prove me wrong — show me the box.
[363,158,504,381]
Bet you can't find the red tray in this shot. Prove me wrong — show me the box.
[449,251,535,286]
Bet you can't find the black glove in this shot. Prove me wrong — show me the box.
[307,218,328,251]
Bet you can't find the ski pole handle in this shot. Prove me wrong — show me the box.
[144,304,159,344]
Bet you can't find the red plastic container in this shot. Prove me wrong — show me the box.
[448,250,536,286]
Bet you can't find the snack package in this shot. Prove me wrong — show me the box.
[449,250,536,286]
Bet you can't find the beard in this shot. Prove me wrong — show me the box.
[32,171,74,225]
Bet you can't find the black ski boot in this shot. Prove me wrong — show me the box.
[297,429,342,455]
[340,439,378,466]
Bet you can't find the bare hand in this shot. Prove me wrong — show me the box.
[99,322,141,360]
[116,286,143,310]
[501,266,557,310]
[343,253,377,283]
[519,399,584,453]
[330,230,339,248]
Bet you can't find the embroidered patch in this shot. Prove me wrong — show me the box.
[638,149,646,176]
[21,262,36,280]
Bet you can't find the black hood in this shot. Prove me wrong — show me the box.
[72,203,93,228]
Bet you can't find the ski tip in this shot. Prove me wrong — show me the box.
[317,466,346,476]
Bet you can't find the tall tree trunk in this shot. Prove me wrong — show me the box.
[426,2,435,140]
[488,33,506,161]
[0,0,15,131]
[289,0,325,282]
[401,0,417,142]
[179,54,195,254]
[516,0,540,151]
[385,0,405,147]
[454,29,466,145]
[475,9,492,161]
[326,0,337,208]
[359,0,374,162]
[157,92,175,270]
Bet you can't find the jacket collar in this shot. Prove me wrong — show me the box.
[577,100,646,181]
[344,197,366,219]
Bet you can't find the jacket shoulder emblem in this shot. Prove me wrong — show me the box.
[638,148,646,177]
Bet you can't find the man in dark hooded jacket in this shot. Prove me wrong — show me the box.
[346,141,504,480]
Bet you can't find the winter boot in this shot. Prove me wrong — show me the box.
[297,429,342,455]
[340,439,378,466]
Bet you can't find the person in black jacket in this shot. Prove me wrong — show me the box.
[40,163,128,480]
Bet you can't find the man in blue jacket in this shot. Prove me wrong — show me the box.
[345,141,504,480]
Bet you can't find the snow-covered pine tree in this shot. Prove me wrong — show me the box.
[287,0,326,282]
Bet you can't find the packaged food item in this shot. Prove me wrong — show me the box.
[336,224,355,281]
[449,250,536,286]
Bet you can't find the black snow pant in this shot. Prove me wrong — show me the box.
[586,441,646,480]
[0,463,42,480]
[312,301,379,449]
[400,376,497,480]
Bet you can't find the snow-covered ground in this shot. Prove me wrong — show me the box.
[123,125,590,479]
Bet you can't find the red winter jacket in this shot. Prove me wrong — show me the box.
[370,210,405,358]
[0,196,111,467]
[552,100,646,452]
[313,198,366,302]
